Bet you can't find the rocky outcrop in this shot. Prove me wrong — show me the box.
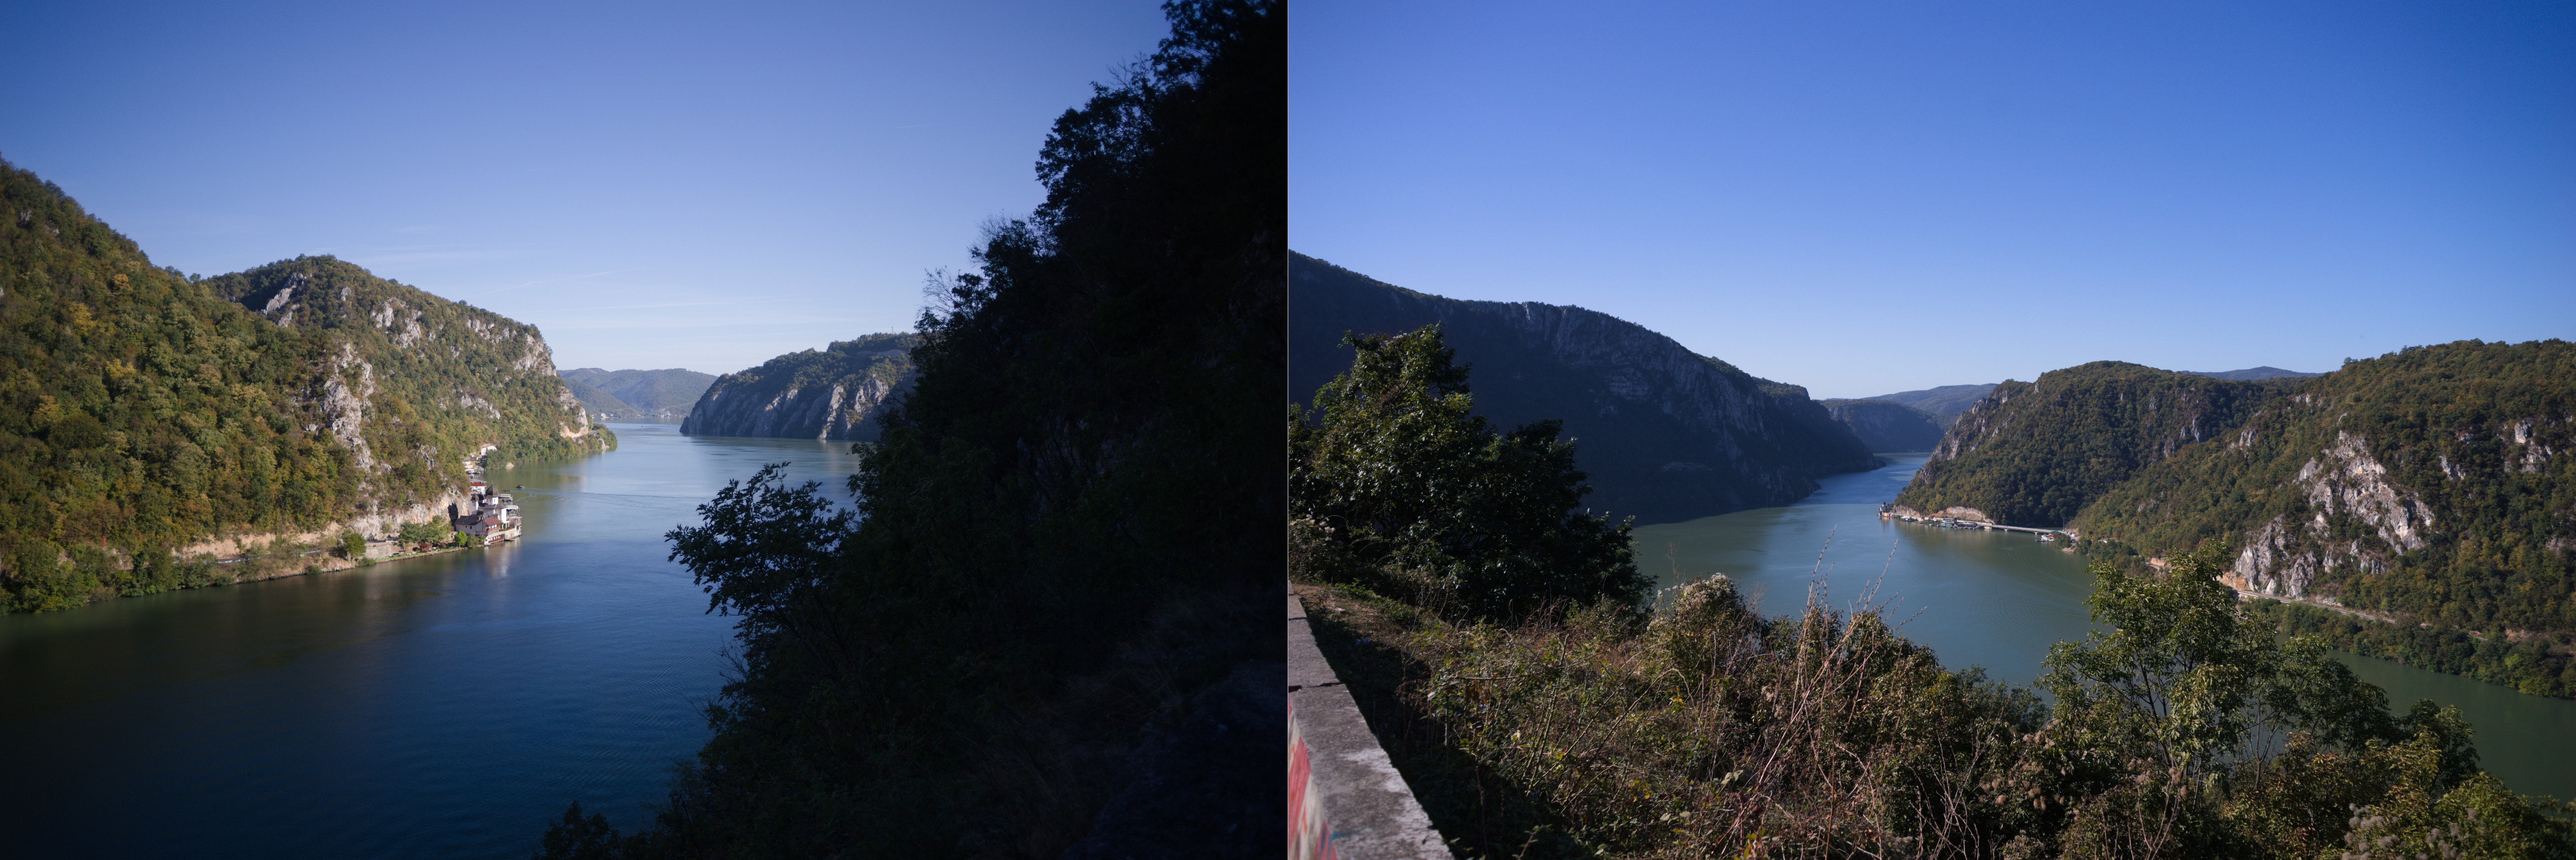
[1819,399,1944,452]
[682,334,917,440]
[207,255,612,499]
[1290,253,1879,523]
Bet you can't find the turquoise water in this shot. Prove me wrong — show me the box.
[0,425,864,858]
[1632,453,2576,801]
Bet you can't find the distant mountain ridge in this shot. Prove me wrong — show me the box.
[680,334,915,440]
[1291,252,1878,523]
[1860,384,1997,425]
[2181,366,2321,381]
[1818,399,1944,452]
[559,367,714,423]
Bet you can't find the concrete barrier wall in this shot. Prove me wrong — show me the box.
[1288,594,1450,859]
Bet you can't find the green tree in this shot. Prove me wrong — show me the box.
[1289,325,1643,621]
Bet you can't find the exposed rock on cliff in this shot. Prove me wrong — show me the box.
[1819,399,1944,452]
[208,255,613,500]
[1290,253,1878,524]
[682,333,917,440]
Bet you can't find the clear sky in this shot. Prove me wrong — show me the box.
[1291,1,2576,399]
[2,0,1167,376]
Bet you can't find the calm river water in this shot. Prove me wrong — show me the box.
[0,425,864,859]
[1632,453,2576,801]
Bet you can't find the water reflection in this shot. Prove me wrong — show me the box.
[0,424,866,859]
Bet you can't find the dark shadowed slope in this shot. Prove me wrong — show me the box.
[1290,252,1879,524]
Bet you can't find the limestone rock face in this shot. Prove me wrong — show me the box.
[682,334,917,441]
[1289,253,1879,524]
[207,255,612,506]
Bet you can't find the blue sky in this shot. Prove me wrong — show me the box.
[1291,1,2575,399]
[3,0,1167,376]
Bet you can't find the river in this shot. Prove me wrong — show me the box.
[1631,453,2576,802]
[0,424,864,859]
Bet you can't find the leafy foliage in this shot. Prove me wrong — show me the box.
[543,2,1284,855]
[1296,542,2575,858]
[1290,325,1644,621]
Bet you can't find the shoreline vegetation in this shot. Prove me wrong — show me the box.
[1290,323,2575,859]
[0,532,501,612]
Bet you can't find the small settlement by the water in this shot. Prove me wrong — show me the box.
[1878,503,2072,542]
[457,480,522,546]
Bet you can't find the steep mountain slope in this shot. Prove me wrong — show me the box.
[1291,253,1879,523]
[558,367,714,422]
[1819,399,1945,452]
[202,257,609,478]
[679,333,915,440]
[1891,361,2294,526]
[2183,366,2322,381]
[2081,342,2574,636]
[0,160,604,611]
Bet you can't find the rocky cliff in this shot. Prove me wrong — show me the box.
[2078,341,2573,624]
[1291,253,1879,524]
[1819,399,1944,452]
[205,257,611,482]
[681,333,916,440]
[1890,361,2293,527]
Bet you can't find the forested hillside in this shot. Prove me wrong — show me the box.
[2081,341,2576,695]
[202,257,609,475]
[1290,253,1879,523]
[1892,361,2294,526]
[676,333,914,440]
[0,159,606,613]
[557,367,713,423]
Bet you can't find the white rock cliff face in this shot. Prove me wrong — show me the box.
[2232,431,2441,599]
[684,375,907,440]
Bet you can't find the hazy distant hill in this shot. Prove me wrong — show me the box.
[680,334,915,440]
[2181,366,2322,381]
[1291,252,1878,523]
[558,367,714,423]
[1818,399,1945,452]
[1859,384,1997,424]
[560,377,638,419]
